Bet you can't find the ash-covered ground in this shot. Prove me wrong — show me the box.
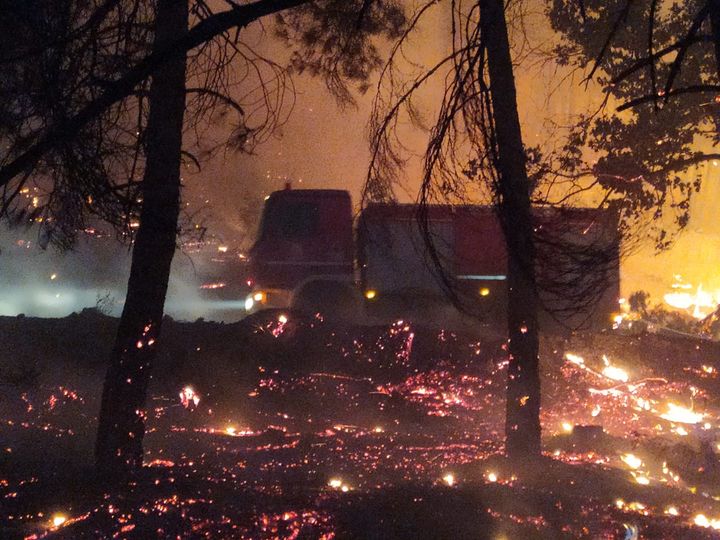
[1,309,719,539]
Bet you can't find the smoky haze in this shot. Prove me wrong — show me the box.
[0,226,249,322]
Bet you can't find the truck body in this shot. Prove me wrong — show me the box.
[246,187,620,329]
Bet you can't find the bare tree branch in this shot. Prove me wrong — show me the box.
[0,0,310,189]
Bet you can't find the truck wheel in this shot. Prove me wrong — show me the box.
[292,281,361,323]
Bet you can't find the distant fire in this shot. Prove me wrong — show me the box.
[663,276,720,319]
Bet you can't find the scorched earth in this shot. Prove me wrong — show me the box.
[1,309,719,539]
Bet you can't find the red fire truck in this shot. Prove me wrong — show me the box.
[245,186,620,328]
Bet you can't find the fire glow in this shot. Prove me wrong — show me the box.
[663,277,720,320]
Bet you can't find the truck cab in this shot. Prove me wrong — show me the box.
[245,187,355,314]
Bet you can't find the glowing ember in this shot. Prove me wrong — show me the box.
[632,473,650,485]
[327,478,342,489]
[179,386,200,409]
[271,314,289,337]
[565,353,584,365]
[627,502,646,512]
[212,426,256,437]
[199,282,226,290]
[146,459,175,468]
[659,403,704,424]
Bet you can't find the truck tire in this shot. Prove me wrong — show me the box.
[292,280,361,323]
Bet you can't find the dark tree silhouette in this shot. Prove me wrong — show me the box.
[0,0,406,478]
[366,0,546,458]
[0,0,155,246]
[94,0,189,477]
[366,0,623,458]
[549,0,720,249]
[480,0,541,457]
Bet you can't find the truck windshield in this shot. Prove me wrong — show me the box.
[260,199,320,239]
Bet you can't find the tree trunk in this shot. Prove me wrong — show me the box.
[708,0,720,135]
[95,0,188,478]
[480,0,541,458]
[709,0,720,80]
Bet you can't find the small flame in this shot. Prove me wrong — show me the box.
[660,403,704,424]
[632,473,650,485]
[621,453,642,469]
[565,353,584,365]
[601,356,628,382]
[179,386,200,409]
[693,514,720,529]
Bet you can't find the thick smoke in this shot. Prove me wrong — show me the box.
[0,227,246,322]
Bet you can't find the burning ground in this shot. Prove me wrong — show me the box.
[1,310,719,539]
